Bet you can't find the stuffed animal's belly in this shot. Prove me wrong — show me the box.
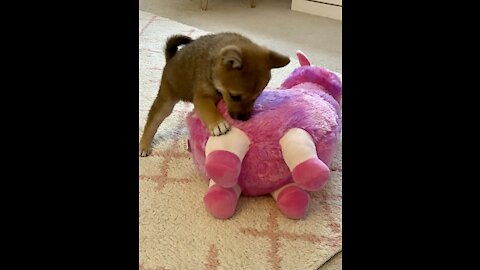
[186,87,341,196]
[236,141,292,196]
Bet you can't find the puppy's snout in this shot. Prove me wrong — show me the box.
[230,111,251,121]
[237,113,251,121]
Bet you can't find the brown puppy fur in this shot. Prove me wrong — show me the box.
[139,32,290,157]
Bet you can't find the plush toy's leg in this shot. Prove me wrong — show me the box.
[205,127,250,188]
[279,128,330,191]
[203,179,242,219]
[271,183,310,219]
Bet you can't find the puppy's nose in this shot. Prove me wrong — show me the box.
[238,113,250,121]
[231,112,250,121]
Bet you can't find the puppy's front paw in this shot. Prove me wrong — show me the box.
[209,120,231,136]
[139,145,152,157]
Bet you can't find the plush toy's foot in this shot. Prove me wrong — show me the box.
[292,158,330,191]
[205,150,241,188]
[276,185,310,219]
[203,184,240,219]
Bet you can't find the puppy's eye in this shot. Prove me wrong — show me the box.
[230,94,242,101]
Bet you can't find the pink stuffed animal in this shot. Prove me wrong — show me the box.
[186,51,342,219]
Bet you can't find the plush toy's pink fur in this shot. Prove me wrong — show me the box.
[186,51,342,217]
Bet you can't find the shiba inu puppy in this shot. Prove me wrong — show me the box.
[139,32,290,157]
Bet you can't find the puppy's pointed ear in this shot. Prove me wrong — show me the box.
[269,50,290,69]
[220,45,243,70]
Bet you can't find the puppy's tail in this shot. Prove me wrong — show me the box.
[165,35,193,62]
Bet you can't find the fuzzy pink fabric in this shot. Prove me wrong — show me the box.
[205,150,242,188]
[186,56,342,196]
[203,185,239,219]
[292,158,330,191]
[276,185,310,219]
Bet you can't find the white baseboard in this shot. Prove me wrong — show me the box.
[291,0,342,21]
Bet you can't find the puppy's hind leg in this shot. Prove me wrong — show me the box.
[139,84,178,157]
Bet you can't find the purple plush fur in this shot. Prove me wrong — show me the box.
[186,54,342,196]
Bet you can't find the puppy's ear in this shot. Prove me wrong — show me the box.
[220,45,243,70]
[269,50,290,69]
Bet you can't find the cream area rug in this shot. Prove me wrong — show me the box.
[139,10,342,270]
